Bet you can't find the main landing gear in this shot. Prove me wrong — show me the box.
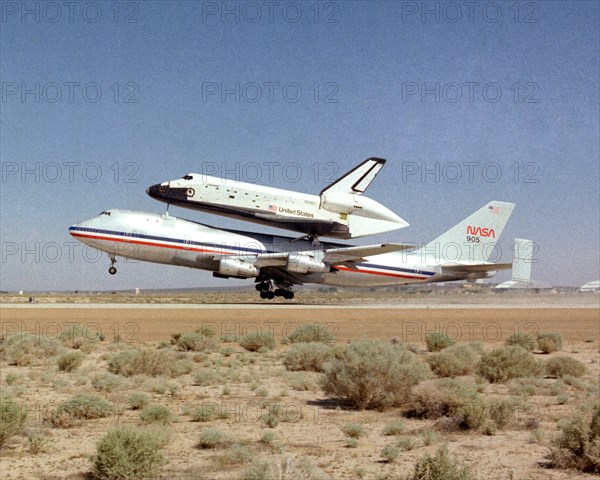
[255,280,294,300]
[108,257,117,275]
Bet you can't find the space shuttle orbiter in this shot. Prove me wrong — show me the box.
[146,157,408,240]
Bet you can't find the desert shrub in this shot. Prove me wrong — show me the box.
[427,352,472,378]
[487,399,516,429]
[176,332,215,352]
[425,333,456,352]
[508,377,539,397]
[1,333,62,366]
[406,378,479,420]
[57,351,84,372]
[262,413,279,428]
[260,430,275,444]
[57,393,113,420]
[420,429,442,446]
[222,444,253,465]
[242,454,330,480]
[196,428,231,449]
[283,342,332,372]
[283,324,336,345]
[190,404,219,422]
[477,346,544,383]
[220,345,236,356]
[108,349,192,377]
[537,332,563,354]
[221,333,239,343]
[549,403,600,473]
[405,445,477,480]
[382,444,400,463]
[92,426,167,480]
[286,372,321,391]
[446,343,482,363]
[255,387,269,397]
[345,437,358,448]
[91,372,124,392]
[341,423,367,439]
[322,339,430,410]
[28,431,48,454]
[58,325,102,349]
[459,400,489,431]
[546,356,586,378]
[0,396,27,448]
[139,404,174,425]
[239,332,276,352]
[382,421,405,436]
[591,404,600,438]
[505,333,536,351]
[128,392,150,410]
[396,436,417,451]
[193,368,220,386]
[406,379,489,431]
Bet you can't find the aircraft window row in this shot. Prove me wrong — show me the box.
[183,175,194,180]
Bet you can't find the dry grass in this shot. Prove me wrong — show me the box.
[0,302,598,480]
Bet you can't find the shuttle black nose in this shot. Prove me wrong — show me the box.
[146,182,190,204]
[147,183,162,200]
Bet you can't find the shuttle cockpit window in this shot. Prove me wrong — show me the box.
[183,174,194,180]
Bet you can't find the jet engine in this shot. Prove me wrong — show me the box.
[218,258,259,278]
[286,253,329,274]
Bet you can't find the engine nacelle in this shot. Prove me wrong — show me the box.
[465,270,498,281]
[286,253,329,274]
[218,258,258,278]
[320,192,361,214]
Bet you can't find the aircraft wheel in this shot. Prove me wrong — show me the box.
[274,289,285,297]
[255,283,263,291]
[108,266,117,275]
[259,291,268,299]
[283,291,294,300]
[265,291,275,300]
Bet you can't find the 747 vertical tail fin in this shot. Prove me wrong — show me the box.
[417,201,516,264]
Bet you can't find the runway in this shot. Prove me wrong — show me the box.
[1,302,597,309]
[1,304,598,343]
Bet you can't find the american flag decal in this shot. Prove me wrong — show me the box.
[488,206,500,214]
[268,205,278,212]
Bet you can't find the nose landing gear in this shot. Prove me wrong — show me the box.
[108,257,117,275]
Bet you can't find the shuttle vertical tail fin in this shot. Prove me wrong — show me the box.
[320,157,386,196]
[417,201,516,264]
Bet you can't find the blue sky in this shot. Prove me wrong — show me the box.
[1,0,598,291]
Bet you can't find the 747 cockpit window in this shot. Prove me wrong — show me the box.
[183,174,194,180]
[99,211,111,216]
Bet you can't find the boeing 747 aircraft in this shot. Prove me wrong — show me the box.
[146,158,409,240]
[69,201,515,300]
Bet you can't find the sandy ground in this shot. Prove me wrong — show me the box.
[0,293,599,479]
[1,306,598,344]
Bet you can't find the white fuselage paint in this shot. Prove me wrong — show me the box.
[69,210,468,287]
[147,174,409,239]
